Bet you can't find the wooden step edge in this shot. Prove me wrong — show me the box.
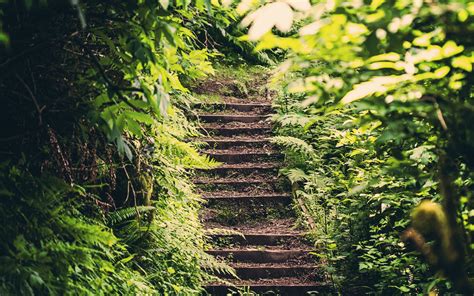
[202,126,272,130]
[226,265,320,280]
[197,138,271,144]
[205,282,330,287]
[207,232,308,246]
[204,281,333,294]
[207,162,281,170]
[208,232,303,238]
[194,178,279,185]
[198,114,270,118]
[230,263,318,269]
[198,114,270,123]
[207,248,313,253]
[203,194,291,200]
[195,102,272,107]
[204,151,280,156]
[206,249,314,262]
[200,126,273,135]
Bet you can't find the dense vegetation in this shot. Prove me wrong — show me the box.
[0,1,243,294]
[1,0,473,295]
[239,0,474,294]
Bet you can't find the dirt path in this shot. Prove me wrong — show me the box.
[194,69,330,295]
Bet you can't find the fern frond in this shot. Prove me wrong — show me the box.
[285,168,308,183]
[108,206,156,225]
[200,252,236,277]
[271,113,310,127]
[271,136,315,157]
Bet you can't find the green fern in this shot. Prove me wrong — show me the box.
[272,113,311,127]
[271,136,316,157]
[285,168,308,183]
[108,206,156,225]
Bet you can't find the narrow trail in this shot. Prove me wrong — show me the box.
[193,72,330,295]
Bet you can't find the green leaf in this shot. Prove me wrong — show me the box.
[119,255,135,264]
[123,111,154,125]
[367,52,400,63]
[117,137,133,161]
[398,286,410,293]
[413,33,432,47]
[370,0,385,10]
[126,118,143,137]
[434,66,450,78]
[0,32,9,44]
[368,62,404,71]
[452,56,473,72]
[159,0,169,9]
[442,41,464,58]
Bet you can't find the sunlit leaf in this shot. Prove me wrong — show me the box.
[452,56,473,72]
[243,2,294,41]
[284,0,311,11]
[434,66,450,78]
[368,62,404,71]
[299,19,328,36]
[159,0,169,9]
[442,41,464,58]
[341,81,386,104]
[370,0,385,10]
[368,52,401,63]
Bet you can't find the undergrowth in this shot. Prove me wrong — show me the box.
[0,1,249,294]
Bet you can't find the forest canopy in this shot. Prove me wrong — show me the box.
[0,0,473,295]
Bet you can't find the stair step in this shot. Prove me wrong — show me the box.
[229,264,318,279]
[199,138,271,149]
[205,218,300,235]
[204,150,282,163]
[203,194,290,201]
[205,279,331,295]
[202,125,272,136]
[206,162,280,171]
[194,177,282,191]
[194,177,279,185]
[203,194,292,208]
[199,114,268,123]
[197,164,280,178]
[206,249,313,263]
[208,233,304,246]
[196,102,272,112]
[207,217,308,247]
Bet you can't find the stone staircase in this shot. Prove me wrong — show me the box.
[194,91,330,295]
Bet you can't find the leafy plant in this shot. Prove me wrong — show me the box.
[239,0,474,293]
[0,0,241,294]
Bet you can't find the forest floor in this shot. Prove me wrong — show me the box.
[191,64,332,295]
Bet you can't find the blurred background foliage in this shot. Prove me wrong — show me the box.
[237,0,474,294]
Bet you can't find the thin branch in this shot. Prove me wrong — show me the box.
[16,74,44,126]
[122,165,140,220]
[83,46,143,112]
[421,95,448,131]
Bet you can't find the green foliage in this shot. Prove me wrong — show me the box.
[271,136,315,157]
[239,0,474,294]
[0,0,240,294]
[0,170,153,295]
[272,100,443,294]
